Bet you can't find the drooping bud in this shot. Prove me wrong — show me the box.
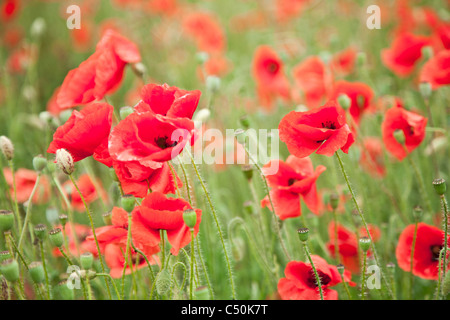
[194,286,210,300]
[0,136,14,161]
[33,155,47,172]
[329,193,339,211]
[121,194,135,214]
[29,262,45,284]
[0,259,19,282]
[337,94,351,110]
[55,149,74,175]
[131,62,146,79]
[80,252,94,270]
[120,106,134,120]
[433,178,446,196]
[183,209,197,229]
[359,237,371,252]
[239,116,251,130]
[0,210,14,232]
[419,82,432,100]
[156,269,171,296]
[297,228,309,243]
[49,228,64,248]
[393,130,405,145]
[102,211,112,225]
[34,224,47,241]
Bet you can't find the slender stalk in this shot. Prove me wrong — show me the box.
[440,195,449,280]
[96,273,122,300]
[341,277,352,300]
[410,220,419,299]
[8,160,23,232]
[436,249,445,300]
[68,174,112,299]
[13,282,25,300]
[332,208,339,263]
[335,151,394,299]
[189,230,195,300]
[121,214,133,300]
[361,252,367,300]
[39,241,51,300]
[160,230,166,269]
[303,242,323,300]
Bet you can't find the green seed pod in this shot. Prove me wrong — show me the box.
[241,164,253,181]
[239,116,251,130]
[393,130,405,145]
[29,262,45,284]
[329,193,339,211]
[337,94,351,110]
[297,228,309,243]
[80,252,94,270]
[121,194,135,213]
[156,269,171,296]
[194,286,210,300]
[120,106,134,120]
[47,160,57,173]
[57,280,75,300]
[59,214,68,227]
[1,259,19,282]
[0,210,14,232]
[243,201,255,215]
[34,224,47,241]
[49,228,64,248]
[359,237,371,252]
[336,264,345,276]
[102,211,112,225]
[413,206,423,221]
[433,178,446,196]
[183,209,197,229]
[33,155,47,172]
[0,251,12,262]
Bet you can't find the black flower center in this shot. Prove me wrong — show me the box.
[431,245,443,261]
[307,270,331,288]
[267,61,279,74]
[321,121,337,130]
[287,178,297,186]
[155,136,178,149]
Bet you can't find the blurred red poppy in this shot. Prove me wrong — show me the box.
[1,0,19,22]
[183,11,226,54]
[47,102,113,162]
[381,106,427,161]
[3,168,50,204]
[359,137,386,177]
[278,255,354,300]
[62,174,108,212]
[330,47,357,76]
[52,223,97,258]
[261,156,326,220]
[396,223,450,280]
[131,192,201,255]
[279,101,355,158]
[275,0,310,23]
[419,50,450,89]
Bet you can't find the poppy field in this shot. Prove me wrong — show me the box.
[0,0,449,302]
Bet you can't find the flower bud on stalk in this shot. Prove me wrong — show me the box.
[433,179,446,196]
[34,224,47,241]
[121,195,135,214]
[297,228,309,243]
[33,155,47,172]
[156,269,171,296]
[241,164,253,181]
[49,228,64,248]
[0,259,19,282]
[0,136,14,160]
[55,149,74,175]
[29,262,45,284]
[183,209,197,229]
[337,94,351,110]
[0,210,14,232]
[329,194,339,211]
[80,252,94,270]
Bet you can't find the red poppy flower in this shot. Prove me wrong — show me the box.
[252,45,290,110]
[146,0,178,16]
[1,0,19,22]
[198,54,232,79]
[291,56,332,108]
[381,32,430,77]
[330,47,357,76]
[329,81,374,125]
[381,106,427,161]
[134,83,201,120]
[279,101,355,158]
[3,168,50,204]
[62,174,108,212]
[326,222,380,273]
[261,156,326,220]
[131,192,202,255]
[52,223,97,257]
[396,223,450,280]
[108,111,194,165]
[47,87,63,116]
[57,29,141,109]
[278,255,353,300]
[183,11,226,54]
[359,137,386,177]
[275,0,309,23]
[6,45,33,74]
[47,102,113,162]
[419,50,450,89]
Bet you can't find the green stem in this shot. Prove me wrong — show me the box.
[8,160,23,233]
[440,195,448,280]
[189,230,195,300]
[361,252,367,300]
[303,242,324,300]
[121,214,133,300]
[39,241,51,300]
[96,274,122,300]
[410,220,419,299]
[160,230,166,269]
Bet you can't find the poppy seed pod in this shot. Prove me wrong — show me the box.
[49,228,64,248]
[80,252,94,270]
[359,237,371,252]
[183,209,197,229]
[1,259,19,282]
[102,211,112,225]
[29,262,45,284]
[329,194,339,211]
[120,106,134,120]
[195,51,209,64]
[241,164,253,181]
[413,206,423,221]
[121,195,135,213]
[0,210,14,232]
[32,155,47,172]
[59,214,68,227]
[57,280,75,300]
[393,130,405,145]
[156,269,171,296]
[433,179,446,196]
[206,75,221,93]
[297,228,309,243]
[55,149,74,175]
[0,251,12,262]
[195,286,210,300]
[0,136,14,161]
[336,264,345,276]
[34,224,47,241]
[337,94,351,110]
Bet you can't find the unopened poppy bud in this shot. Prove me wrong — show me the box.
[239,116,251,130]
[356,51,367,68]
[442,270,450,296]
[102,211,112,225]
[195,286,210,300]
[329,193,339,210]
[419,82,432,100]
[59,214,68,227]
[0,136,14,161]
[421,46,433,61]
[55,149,74,175]
[183,209,197,229]
[156,269,171,296]
[121,194,135,213]
[297,228,309,242]
[59,109,72,124]
[336,264,345,276]
[413,205,423,221]
[337,94,351,110]
[30,17,46,38]
[241,164,253,180]
[206,75,221,93]
[359,237,371,252]
[47,160,56,173]
[433,178,446,196]
[131,62,146,78]
[393,130,405,145]
[49,228,64,248]
[57,280,75,300]
[1,259,19,282]
[109,167,119,182]
[34,224,47,241]
[243,201,255,215]
[193,108,211,126]
[120,106,134,120]
[0,251,12,262]
[33,155,47,172]
[80,252,94,270]
[195,51,209,64]
[29,262,45,284]
[0,210,14,232]
[234,129,247,145]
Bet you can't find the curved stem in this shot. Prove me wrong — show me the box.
[410,220,419,299]
[96,273,122,300]
[8,160,23,233]
[303,242,323,300]
[440,195,448,281]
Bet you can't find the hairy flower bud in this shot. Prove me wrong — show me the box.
[33,155,47,172]
[0,136,14,161]
[55,149,74,175]
[183,209,197,229]
[49,228,64,248]
[156,269,171,296]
